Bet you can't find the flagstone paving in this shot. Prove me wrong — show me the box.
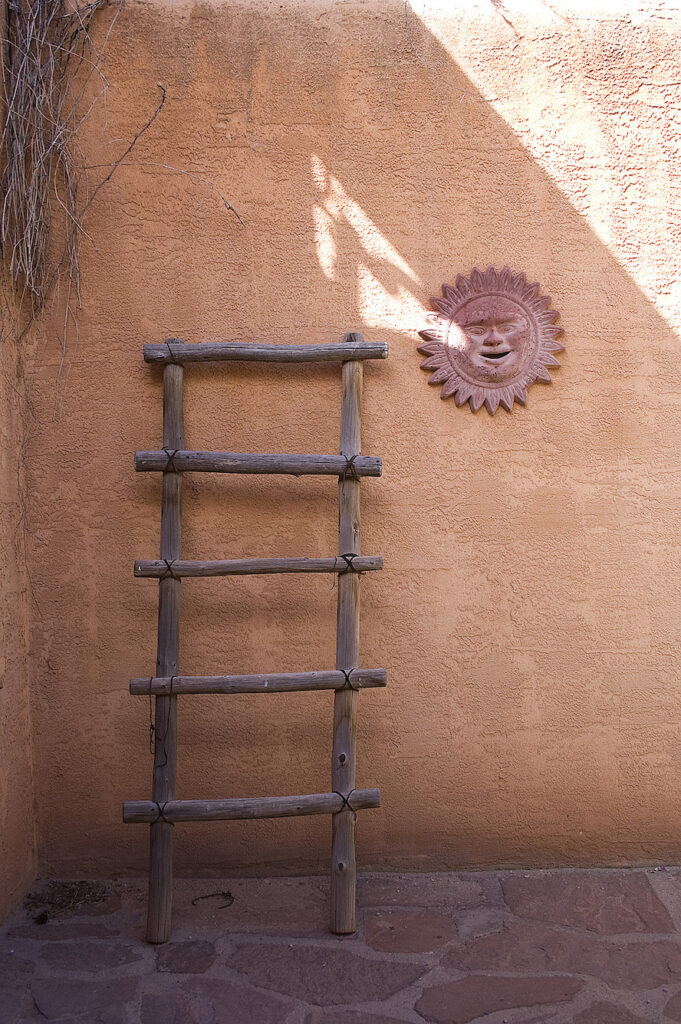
[3,868,681,1022]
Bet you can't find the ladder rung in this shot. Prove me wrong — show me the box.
[130,668,387,695]
[144,341,389,364]
[135,451,382,476]
[134,556,383,578]
[123,789,381,823]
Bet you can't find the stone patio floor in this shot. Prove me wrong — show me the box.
[4,869,681,1022]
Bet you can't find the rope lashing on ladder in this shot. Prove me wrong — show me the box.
[333,790,358,813]
[340,453,360,480]
[165,340,180,364]
[163,447,180,473]
[146,676,177,694]
[341,669,360,691]
[336,553,362,574]
[151,801,174,825]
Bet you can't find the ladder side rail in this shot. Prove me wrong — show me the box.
[147,363,184,944]
[331,333,364,934]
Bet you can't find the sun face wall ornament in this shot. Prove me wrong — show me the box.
[418,266,564,415]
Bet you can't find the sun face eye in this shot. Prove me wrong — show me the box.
[464,325,486,338]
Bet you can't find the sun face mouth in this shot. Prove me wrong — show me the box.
[479,347,512,361]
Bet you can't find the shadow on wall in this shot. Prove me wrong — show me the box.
[28,0,681,877]
[273,4,681,867]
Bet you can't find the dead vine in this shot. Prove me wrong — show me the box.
[0,1,245,632]
[0,0,123,328]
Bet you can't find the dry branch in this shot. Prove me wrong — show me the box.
[1,1,123,319]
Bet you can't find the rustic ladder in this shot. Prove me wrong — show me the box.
[123,333,388,943]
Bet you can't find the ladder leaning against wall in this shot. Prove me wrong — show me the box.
[123,332,388,943]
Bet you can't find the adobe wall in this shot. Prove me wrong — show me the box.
[0,329,36,916]
[0,1,36,921]
[24,0,681,876]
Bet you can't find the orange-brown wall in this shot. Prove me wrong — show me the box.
[0,330,36,915]
[21,0,681,878]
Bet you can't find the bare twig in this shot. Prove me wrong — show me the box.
[43,82,168,315]
[83,158,244,225]
[0,0,124,324]
[77,84,167,225]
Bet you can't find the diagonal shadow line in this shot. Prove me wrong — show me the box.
[304,2,678,368]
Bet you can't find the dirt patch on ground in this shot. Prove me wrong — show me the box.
[23,880,115,922]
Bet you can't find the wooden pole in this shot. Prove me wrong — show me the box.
[134,555,382,578]
[147,363,183,944]
[144,340,388,364]
[331,333,364,934]
[134,451,382,477]
[124,788,380,824]
[130,668,387,696]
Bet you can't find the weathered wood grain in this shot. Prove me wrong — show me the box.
[130,328,386,943]
[147,362,183,945]
[124,789,381,823]
[331,334,365,935]
[130,668,387,695]
[144,339,388,364]
[134,450,382,477]
[134,556,382,578]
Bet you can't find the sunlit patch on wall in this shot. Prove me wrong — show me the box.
[357,263,428,331]
[313,205,336,281]
[408,1,681,330]
[311,154,422,317]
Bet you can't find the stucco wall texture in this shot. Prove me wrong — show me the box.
[17,0,681,881]
[0,332,36,917]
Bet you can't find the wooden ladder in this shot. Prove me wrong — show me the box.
[123,333,388,943]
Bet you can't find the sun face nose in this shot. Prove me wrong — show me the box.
[484,325,505,346]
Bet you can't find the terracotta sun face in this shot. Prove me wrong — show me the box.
[418,267,564,414]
